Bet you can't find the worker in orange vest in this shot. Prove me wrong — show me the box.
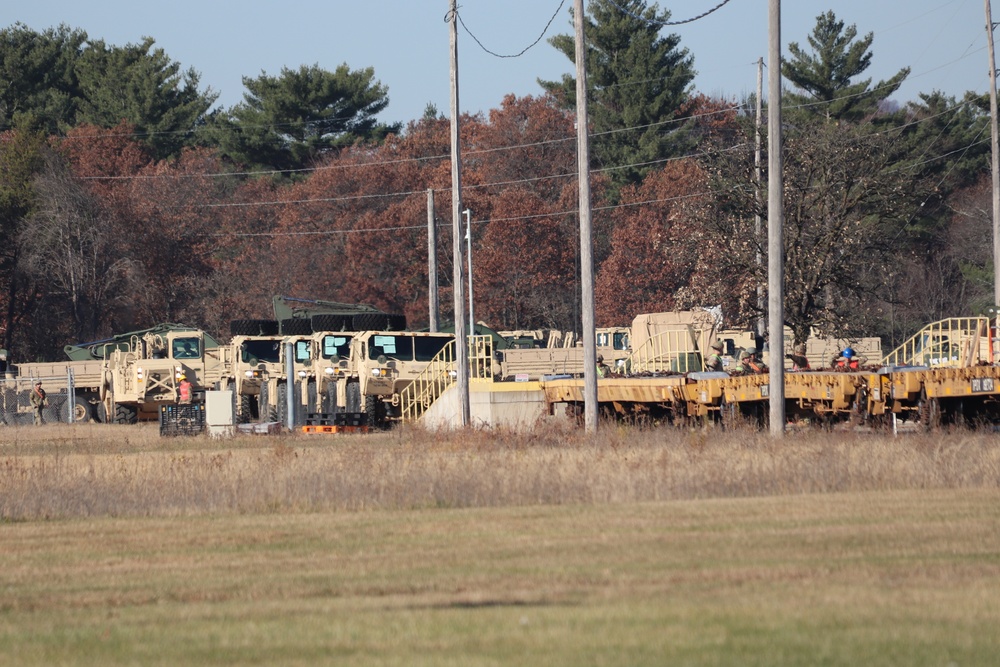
[178,374,193,404]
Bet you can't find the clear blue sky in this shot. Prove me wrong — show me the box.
[3,1,991,125]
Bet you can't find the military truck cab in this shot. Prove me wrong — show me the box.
[105,328,231,423]
[349,331,454,426]
[231,334,283,421]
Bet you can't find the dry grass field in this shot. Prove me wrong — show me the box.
[2,422,999,665]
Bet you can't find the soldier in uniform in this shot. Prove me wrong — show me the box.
[705,340,725,372]
[596,354,611,378]
[787,343,810,370]
[736,348,768,374]
[30,381,47,425]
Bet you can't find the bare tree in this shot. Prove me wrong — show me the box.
[20,148,136,342]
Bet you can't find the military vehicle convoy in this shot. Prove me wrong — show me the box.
[0,294,895,430]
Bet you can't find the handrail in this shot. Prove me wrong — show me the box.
[881,317,991,368]
[626,328,704,374]
[400,335,493,421]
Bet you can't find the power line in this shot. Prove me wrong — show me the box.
[604,0,735,27]
[454,0,568,58]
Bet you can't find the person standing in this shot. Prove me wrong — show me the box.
[178,375,193,404]
[833,347,865,370]
[705,340,725,372]
[30,381,47,425]
[787,343,810,370]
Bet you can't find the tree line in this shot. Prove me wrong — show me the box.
[0,2,993,361]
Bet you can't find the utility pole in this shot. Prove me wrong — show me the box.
[767,0,785,436]
[574,0,598,433]
[448,0,469,426]
[986,0,1000,307]
[427,189,439,332]
[465,209,475,334]
[755,56,765,340]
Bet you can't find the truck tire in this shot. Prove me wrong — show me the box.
[69,395,95,423]
[276,382,288,426]
[346,382,361,413]
[279,318,312,335]
[230,319,280,336]
[306,380,317,422]
[310,314,349,332]
[238,394,254,423]
[352,313,406,331]
[113,403,137,425]
[258,382,277,422]
[324,383,340,415]
[364,394,385,429]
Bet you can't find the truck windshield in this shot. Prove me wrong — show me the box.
[413,336,450,361]
[240,339,280,364]
[322,335,352,359]
[172,337,201,359]
[369,335,451,362]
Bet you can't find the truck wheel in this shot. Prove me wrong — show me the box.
[238,394,254,423]
[258,383,277,422]
[230,319,279,336]
[70,395,95,423]
[276,382,288,426]
[346,382,361,413]
[279,318,312,335]
[352,313,406,331]
[307,380,317,416]
[324,383,340,415]
[114,403,137,425]
[919,389,942,431]
[364,395,385,428]
[311,314,349,332]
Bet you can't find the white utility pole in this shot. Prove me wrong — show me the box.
[985,0,1000,306]
[464,209,475,334]
[768,0,785,436]
[574,0,598,433]
[755,57,765,339]
[448,0,469,426]
[427,188,439,332]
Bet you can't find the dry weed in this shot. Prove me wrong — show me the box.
[1,421,998,520]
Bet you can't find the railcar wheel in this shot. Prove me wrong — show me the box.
[918,389,941,431]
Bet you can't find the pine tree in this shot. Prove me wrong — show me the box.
[540,0,696,191]
[781,11,909,122]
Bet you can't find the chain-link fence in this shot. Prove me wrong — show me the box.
[0,371,91,426]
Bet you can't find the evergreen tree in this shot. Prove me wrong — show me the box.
[0,25,215,159]
[208,63,400,172]
[0,23,85,134]
[540,0,696,190]
[782,11,909,122]
[75,37,217,160]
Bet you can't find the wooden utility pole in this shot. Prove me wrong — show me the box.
[768,0,785,436]
[986,0,1000,306]
[427,188,439,332]
[755,57,765,339]
[574,0,598,433]
[448,0,469,426]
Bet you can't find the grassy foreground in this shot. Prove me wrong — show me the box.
[1,424,999,665]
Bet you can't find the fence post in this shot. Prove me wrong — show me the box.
[67,368,75,424]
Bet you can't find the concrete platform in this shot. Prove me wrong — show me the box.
[421,379,553,430]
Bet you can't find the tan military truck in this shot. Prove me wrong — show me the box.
[342,330,454,427]
[230,333,284,421]
[8,324,232,424]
